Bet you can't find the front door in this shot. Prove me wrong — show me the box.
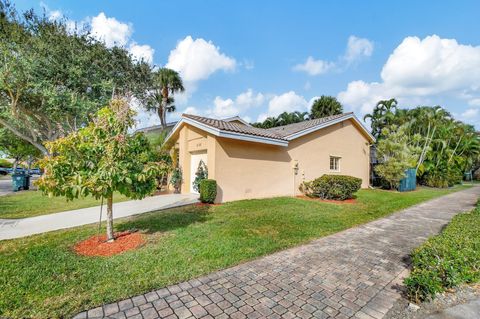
[190,151,208,193]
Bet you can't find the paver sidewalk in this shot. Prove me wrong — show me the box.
[78,186,480,319]
[0,193,198,240]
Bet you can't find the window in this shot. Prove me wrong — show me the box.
[330,156,341,171]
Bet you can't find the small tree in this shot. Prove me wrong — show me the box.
[0,129,41,171]
[375,125,420,189]
[193,160,208,193]
[37,99,169,241]
[310,96,343,119]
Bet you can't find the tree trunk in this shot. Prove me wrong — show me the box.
[0,117,49,156]
[106,194,115,242]
[161,88,169,128]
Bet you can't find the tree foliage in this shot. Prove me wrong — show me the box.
[370,100,480,188]
[145,68,184,128]
[0,1,152,155]
[0,128,41,168]
[310,95,343,119]
[375,125,421,189]
[363,98,398,139]
[252,111,309,128]
[37,99,169,241]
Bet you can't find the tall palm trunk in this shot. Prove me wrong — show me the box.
[106,194,114,242]
[161,87,169,128]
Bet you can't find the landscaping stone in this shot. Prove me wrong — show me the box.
[77,186,480,318]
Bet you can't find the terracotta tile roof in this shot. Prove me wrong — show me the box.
[182,112,357,142]
[182,114,287,140]
[266,112,353,137]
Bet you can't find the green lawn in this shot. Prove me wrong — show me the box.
[0,186,471,318]
[0,191,130,219]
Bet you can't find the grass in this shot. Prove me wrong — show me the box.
[405,199,480,302]
[0,191,130,219]
[0,185,471,318]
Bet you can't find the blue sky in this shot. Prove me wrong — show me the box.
[16,0,480,128]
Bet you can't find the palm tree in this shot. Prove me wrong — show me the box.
[148,68,185,128]
[363,98,398,138]
[310,96,343,119]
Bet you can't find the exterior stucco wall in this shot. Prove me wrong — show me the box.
[173,119,371,203]
[213,119,371,202]
[287,120,371,191]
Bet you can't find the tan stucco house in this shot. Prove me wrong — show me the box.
[165,112,375,203]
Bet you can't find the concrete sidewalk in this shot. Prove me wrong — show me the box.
[0,193,198,240]
[426,298,480,319]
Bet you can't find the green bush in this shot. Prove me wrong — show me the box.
[0,159,12,168]
[199,179,217,203]
[404,206,480,302]
[300,174,362,200]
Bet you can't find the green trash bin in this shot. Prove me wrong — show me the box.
[12,172,26,192]
[24,174,31,190]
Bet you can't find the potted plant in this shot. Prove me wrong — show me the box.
[170,167,182,194]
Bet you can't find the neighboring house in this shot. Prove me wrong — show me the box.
[136,121,178,136]
[165,112,375,203]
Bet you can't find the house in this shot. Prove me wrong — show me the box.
[165,112,375,202]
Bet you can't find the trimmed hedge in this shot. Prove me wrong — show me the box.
[300,174,362,200]
[404,205,480,302]
[199,179,217,203]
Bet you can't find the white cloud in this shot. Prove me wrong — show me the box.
[469,98,480,107]
[183,106,199,115]
[128,42,154,64]
[257,91,308,122]
[90,12,132,47]
[166,36,236,83]
[293,56,334,76]
[461,108,479,118]
[294,36,373,76]
[48,10,62,21]
[208,89,264,118]
[338,35,480,117]
[344,36,374,64]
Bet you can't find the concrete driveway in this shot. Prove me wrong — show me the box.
[0,193,198,240]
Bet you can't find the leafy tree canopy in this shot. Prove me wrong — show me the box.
[310,96,343,119]
[375,125,420,189]
[0,1,153,155]
[37,99,169,241]
[252,111,309,128]
[0,128,41,166]
[370,99,480,187]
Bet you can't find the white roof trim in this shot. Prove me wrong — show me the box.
[165,117,288,147]
[285,113,376,142]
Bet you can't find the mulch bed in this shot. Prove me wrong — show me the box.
[74,231,145,257]
[296,195,357,204]
[195,202,222,207]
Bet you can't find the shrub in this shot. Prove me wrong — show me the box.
[199,179,217,203]
[300,174,362,200]
[0,159,12,168]
[404,206,480,302]
[193,160,208,193]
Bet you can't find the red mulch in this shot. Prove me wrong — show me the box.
[296,195,357,204]
[195,202,222,207]
[74,231,145,257]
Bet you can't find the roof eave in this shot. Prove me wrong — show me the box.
[285,113,376,143]
[165,117,288,147]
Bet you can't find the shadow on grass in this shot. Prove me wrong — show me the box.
[116,205,211,234]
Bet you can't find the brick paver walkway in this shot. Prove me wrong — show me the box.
[76,186,480,319]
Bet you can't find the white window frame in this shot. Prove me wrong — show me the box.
[329,156,341,172]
